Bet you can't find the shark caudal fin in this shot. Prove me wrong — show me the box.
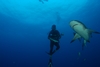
[70,33,81,43]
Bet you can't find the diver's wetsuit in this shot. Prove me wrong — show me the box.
[48,29,61,55]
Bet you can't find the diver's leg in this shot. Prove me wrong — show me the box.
[50,41,54,55]
[55,42,60,50]
[52,42,60,54]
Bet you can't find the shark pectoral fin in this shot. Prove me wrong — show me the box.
[82,40,87,50]
[88,29,100,38]
[73,32,75,35]
[87,40,90,43]
[94,31,100,34]
[88,29,100,34]
[70,32,76,43]
[70,40,75,43]
[88,29,93,37]
[70,33,81,43]
[78,37,82,42]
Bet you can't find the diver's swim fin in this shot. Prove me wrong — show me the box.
[47,51,53,67]
[46,52,50,55]
[48,58,53,67]
[46,50,56,55]
[48,62,52,67]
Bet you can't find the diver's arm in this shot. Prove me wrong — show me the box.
[57,30,64,39]
[48,31,51,39]
[57,31,61,39]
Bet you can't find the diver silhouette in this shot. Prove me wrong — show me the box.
[46,24,64,56]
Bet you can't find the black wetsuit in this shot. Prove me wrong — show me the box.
[48,30,61,55]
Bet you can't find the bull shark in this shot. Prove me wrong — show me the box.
[70,20,100,50]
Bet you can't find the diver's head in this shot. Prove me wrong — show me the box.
[51,25,56,30]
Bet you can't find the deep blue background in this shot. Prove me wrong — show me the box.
[0,0,100,67]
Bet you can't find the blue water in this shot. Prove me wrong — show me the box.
[0,0,100,67]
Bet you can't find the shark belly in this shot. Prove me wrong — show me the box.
[73,25,89,41]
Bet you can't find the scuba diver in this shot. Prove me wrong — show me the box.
[46,24,63,56]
